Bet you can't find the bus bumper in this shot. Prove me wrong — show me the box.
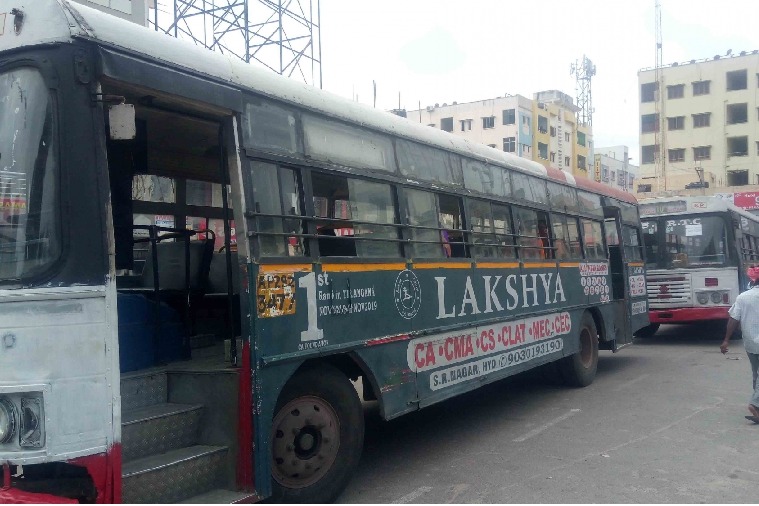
[649,307,729,323]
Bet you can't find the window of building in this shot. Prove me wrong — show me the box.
[482,116,495,129]
[638,183,652,193]
[667,116,685,130]
[693,146,711,161]
[667,84,684,99]
[641,113,659,133]
[693,80,710,95]
[564,156,571,167]
[577,155,586,170]
[727,69,748,91]
[503,137,516,153]
[550,126,556,137]
[538,142,548,160]
[602,165,609,181]
[728,170,749,186]
[538,115,548,134]
[565,132,570,142]
[641,82,657,102]
[550,151,556,162]
[756,141,759,156]
[577,131,586,146]
[693,112,711,128]
[459,119,473,131]
[641,144,658,164]
[728,136,749,157]
[727,103,748,124]
[441,117,454,132]
[668,148,685,162]
[502,109,516,125]
[610,170,616,181]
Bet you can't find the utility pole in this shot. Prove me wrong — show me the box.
[654,0,666,192]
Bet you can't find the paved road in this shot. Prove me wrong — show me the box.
[338,322,759,503]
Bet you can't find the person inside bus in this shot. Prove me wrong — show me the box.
[441,229,452,257]
[537,220,552,259]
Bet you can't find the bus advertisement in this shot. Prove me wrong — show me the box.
[0,1,648,503]
[638,196,758,337]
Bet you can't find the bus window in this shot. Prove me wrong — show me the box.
[438,194,467,258]
[132,175,176,203]
[578,191,603,218]
[492,204,516,258]
[582,219,605,260]
[514,207,550,259]
[551,214,582,260]
[604,218,620,247]
[623,225,642,261]
[547,182,578,212]
[468,199,496,258]
[463,160,510,197]
[396,140,464,186]
[510,172,533,201]
[311,173,400,258]
[250,162,304,257]
[642,220,659,267]
[242,99,300,156]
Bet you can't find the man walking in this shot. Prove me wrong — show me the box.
[721,267,759,423]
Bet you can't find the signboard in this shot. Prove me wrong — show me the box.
[733,192,759,211]
[639,200,687,216]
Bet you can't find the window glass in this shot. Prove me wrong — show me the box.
[250,162,304,257]
[133,175,176,203]
[468,199,496,258]
[577,191,603,217]
[623,225,642,261]
[510,172,533,201]
[348,178,399,257]
[551,214,582,260]
[492,204,516,258]
[463,160,509,197]
[528,178,548,205]
[396,140,464,186]
[547,182,578,211]
[513,207,545,259]
[604,218,620,246]
[404,189,444,258]
[242,99,300,155]
[619,202,638,224]
[303,115,396,172]
[186,180,231,208]
[0,68,60,280]
[582,219,605,259]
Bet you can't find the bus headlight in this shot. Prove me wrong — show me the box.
[0,397,17,444]
[20,396,44,448]
[710,292,722,304]
[696,293,709,304]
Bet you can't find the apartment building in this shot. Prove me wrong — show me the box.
[638,50,759,194]
[594,146,639,193]
[406,90,592,178]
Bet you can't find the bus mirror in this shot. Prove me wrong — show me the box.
[108,104,136,140]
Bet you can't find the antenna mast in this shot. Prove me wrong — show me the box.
[149,0,323,88]
[570,55,596,128]
[654,0,666,191]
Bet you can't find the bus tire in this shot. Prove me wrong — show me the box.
[270,365,364,503]
[634,323,660,338]
[559,312,598,387]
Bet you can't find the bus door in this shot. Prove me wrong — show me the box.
[603,206,633,348]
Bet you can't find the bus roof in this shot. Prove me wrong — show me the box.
[5,0,636,205]
[639,195,758,220]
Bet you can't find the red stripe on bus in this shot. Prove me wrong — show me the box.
[366,334,410,346]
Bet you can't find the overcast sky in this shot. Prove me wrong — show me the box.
[318,0,757,165]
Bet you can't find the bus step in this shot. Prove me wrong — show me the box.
[179,489,258,504]
[122,445,228,504]
[121,369,168,411]
[122,402,204,461]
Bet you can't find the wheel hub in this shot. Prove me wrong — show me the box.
[272,396,340,488]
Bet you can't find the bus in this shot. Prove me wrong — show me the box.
[638,196,759,337]
[0,1,648,503]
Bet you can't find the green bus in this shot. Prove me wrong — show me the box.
[0,1,648,503]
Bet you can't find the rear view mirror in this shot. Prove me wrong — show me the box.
[108,103,136,140]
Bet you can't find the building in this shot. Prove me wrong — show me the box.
[638,50,759,195]
[594,146,639,193]
[405,90,593,179]
[69,0,149,25]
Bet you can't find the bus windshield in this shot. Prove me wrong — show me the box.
[0,67,59,281]
[642,215,727,269]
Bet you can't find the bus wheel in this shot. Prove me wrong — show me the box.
[634,323,660,338]
[270,365,364,503]
[559,312,598,387]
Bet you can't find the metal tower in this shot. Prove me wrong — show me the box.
[570,55,596,127]
[654,0,666,191]
[149,0,322,88]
